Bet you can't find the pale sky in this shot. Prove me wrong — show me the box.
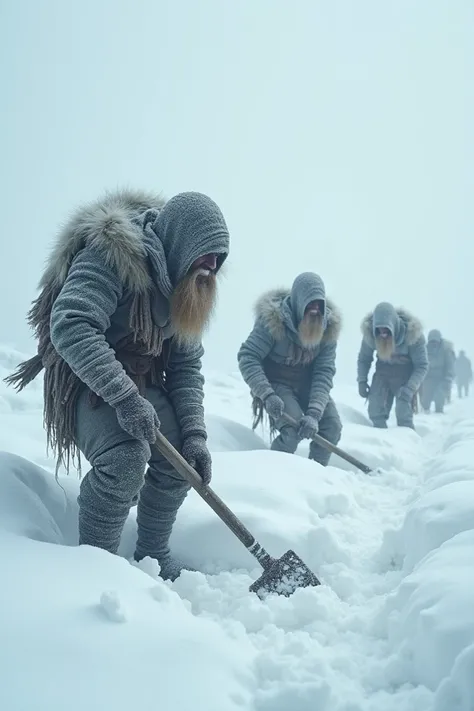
[1,0,473,383]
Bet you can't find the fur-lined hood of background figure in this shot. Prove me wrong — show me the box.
[361,306,423,348]
[427,333,455,353]
[39,189,168,293]
[254,288,342,344]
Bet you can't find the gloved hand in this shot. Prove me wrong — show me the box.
[182,436,212,485]
[358,381,370,398]
[398,385,413,401]
[298,414,319,440]
[264,393,284,420]
[115,391,160,443]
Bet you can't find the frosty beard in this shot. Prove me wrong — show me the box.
[298,311,324,348]
[375,335,395,361]
[170,268,218,347]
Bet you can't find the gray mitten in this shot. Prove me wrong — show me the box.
[264,393,284,419]
[298,414,319,439]
[115,391,160,443]
[182,436,212,485]
[358,381,370,398]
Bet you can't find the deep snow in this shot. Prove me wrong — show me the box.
[1,345,474,711]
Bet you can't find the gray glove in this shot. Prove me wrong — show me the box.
[264,393,284,420]
[115,391,160,443]
[298,414,319,440]
[182,436,212,485]
[358,381,370,398]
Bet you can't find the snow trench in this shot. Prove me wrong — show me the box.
[0,353,474,710]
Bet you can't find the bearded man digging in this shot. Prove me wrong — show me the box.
[5,189,230,580]
[238,272,343,466]
[357,302,428,430]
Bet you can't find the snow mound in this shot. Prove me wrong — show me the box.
[380,531,474,695]
[335,402,372,427]
[1,540,255,711]
[207,414,268,452]
[1,342,474,709]
[0,454,255,711]
[396,481,474,573]
[0,451,77,544]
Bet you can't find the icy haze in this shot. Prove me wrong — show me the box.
[1,1,473,710]
[1,0,473,377]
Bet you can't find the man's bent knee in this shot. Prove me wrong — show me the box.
[321,416,342,444]
[271,426,299,454]
[91,440,150,501]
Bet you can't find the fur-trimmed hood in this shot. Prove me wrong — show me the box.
[431,337,455,354]
[39,189,168,292]
[39,188,230,294]
[254,288,342,343]
[361,307,423,347]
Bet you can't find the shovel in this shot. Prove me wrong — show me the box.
[281,413,372,474]
[153,429,321,599]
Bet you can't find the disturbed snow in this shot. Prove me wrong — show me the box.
[1,345,474,711]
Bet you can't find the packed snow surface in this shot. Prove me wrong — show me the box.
[1,345,474,710]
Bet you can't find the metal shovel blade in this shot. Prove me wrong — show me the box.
[249,549,321,599]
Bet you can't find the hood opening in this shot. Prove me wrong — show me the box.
[290,272,327,326]
[151,191,230,286]
[372,302,399,339]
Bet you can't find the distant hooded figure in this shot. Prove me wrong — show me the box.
[455,350,473,398]
[419,329,455,413]
[357,302,428,429]
[4,188,230,581]
[237,272,342,466]
[443,340,456,404]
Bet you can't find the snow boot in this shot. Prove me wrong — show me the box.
[158,555,196,581]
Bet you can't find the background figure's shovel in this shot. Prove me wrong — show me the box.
[281,413,373,474]
[153,429,321,599]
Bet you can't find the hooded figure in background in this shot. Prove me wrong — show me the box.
[357,302,428,429]
[5,189,230,581]
[419,330,455,413]
[443,340,456,404]
[455,350,473,398]
[237,272,342,466]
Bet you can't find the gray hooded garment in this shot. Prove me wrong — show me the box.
[425,330,455,382]
[456,352,472,383]
[48,189,230,441]
[357,302,428,394]
[238,272,342,417]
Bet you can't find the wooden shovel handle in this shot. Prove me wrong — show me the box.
[153,429,257,548]
[281,413,372,474]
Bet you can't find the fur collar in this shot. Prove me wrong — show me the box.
[361,307,423,346]
[39,189,167,292]
[254,288,342,343]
